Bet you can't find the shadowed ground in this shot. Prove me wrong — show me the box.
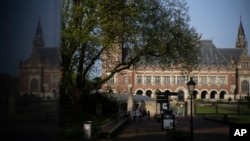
[98,116,229,141]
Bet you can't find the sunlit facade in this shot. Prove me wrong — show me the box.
[102,19,250,102]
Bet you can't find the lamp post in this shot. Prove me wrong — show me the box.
[187,77,196,141]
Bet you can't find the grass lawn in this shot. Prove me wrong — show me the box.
[196,106,216,114]
[196,103,250,123]
[229,115,250,123]
[196,104,247,115]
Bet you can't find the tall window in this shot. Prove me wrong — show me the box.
[219,76,227,85]
[137,75,143,84]
[241,80,249,92]
[164,76,170,84]
[154,76,161,84]
[145,76,152,84]
[177,76,185,84]
[123,76,129,84]
[30,78,38,91]
[192,76,198,84]
[52,75,58,84]
[210,76,216,84]
[107,76,114,84]
[242,62,250,68]
[201,76,207,84]
[172,76,176,84]
[219,76,226,85]
[178,90,184,101]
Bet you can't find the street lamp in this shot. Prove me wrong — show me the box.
[187,77,196,141]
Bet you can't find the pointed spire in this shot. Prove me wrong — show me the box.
[235,16,248,56]
[36,16,43,36]
[238,16,245,36]
[33,16,44,49]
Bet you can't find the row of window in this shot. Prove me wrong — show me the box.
[135,75,227,85]
[30,74,59,91]
[107,75,227,85]
[241,62,250,68]
[241,80,249,92]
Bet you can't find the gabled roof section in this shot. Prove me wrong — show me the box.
[217,48,243,64]
[37,47,60,66]
[121,40,243,67]
[199,40,228,66]
[23,47,60,66]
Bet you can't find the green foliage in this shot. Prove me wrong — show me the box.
[60,0,200,92]
[60,0,201,122]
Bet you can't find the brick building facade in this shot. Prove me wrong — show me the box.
[19,20,60,98]
[102,19,250,102]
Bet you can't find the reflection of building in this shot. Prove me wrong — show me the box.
[102,18,250,102]
[19,19,60,98]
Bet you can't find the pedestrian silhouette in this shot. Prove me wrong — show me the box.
[147,110,150,120]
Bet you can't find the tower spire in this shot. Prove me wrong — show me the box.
[238,16,245,37]
[236,17,248,53]
[33,16,45,49]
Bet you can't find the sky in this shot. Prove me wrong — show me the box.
[187,0,250,48]
[0,0,249,77]
[0,0,61,77]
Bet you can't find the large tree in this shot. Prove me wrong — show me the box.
[60,0,200,120]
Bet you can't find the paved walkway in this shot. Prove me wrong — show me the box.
[98,116,229,141]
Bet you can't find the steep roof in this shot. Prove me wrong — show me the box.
[22,47,60,66]
[122,40,243,67]
[37,47,60,66]
[217,48,243,64]
[198,40,244,66]
[199,40,228,66]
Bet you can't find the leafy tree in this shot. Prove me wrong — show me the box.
[60,0,200,121]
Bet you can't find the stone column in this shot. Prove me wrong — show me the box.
[127,84,134,113]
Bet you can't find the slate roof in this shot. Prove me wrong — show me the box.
[22,47,60,66]
[122,40,243,67]
[218,48,243,64]
[199,40,228,66]
[194,40,243,66]
[37,47,60,66]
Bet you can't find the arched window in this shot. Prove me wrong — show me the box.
[210,91,217,99]
[136,90,143,95]
[241,80,249,92]
[146,90,152,97]
[178,90,184,101]
[193,90,198,99]
[201,91,207,99]
[220,91,226,99]
[30,78,38,91]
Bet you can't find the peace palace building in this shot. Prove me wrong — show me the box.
[18,20,60,98]
[101,19,250,102]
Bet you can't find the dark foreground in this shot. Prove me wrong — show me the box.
[0,114,229,141]
[98,116,229,141]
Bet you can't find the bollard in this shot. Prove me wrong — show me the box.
[83,121,92,140]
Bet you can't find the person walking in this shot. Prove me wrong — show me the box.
[147,110,150,120]
[132,109,136,122]
[136,109,142,120]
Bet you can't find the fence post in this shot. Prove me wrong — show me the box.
[237,102,240,115]
[216,103,218,114]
